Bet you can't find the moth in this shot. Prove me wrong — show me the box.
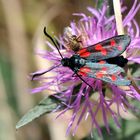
[32,27,131,87]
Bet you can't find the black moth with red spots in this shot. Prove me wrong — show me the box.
[61,35,131,86]
[32,28,131,86]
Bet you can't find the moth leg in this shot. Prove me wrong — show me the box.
[102,88,106,97]
[76,35,82,43]
[75,72,93,89]
[72,73,77,77]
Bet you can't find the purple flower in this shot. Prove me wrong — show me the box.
[32,0,140,136]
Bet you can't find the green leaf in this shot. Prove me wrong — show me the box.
[16,95,65,129]
[16,83,95,129]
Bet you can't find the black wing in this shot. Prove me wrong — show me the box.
[77,35,131,61]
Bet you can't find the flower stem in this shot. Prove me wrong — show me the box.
[113,0,124,35]
[113,0,126,57]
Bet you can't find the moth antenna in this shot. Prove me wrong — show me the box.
[44,27,63,59]
[31,64,61,80]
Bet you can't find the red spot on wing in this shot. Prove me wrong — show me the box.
[99,61,106,64]
[80,51,91,57]
[117,46,123,51]
[102,67,107,71]
[77,48,87,54]
[101,49,107,55]
[80,67,91,73]
[78,67,91,77]
[96,72,104,78]
[110,39,116,47]
[111,75,117,81]
[95,44,107,56]
[78,71,87,77]
[78,67,91,76]
[95,44,103,50]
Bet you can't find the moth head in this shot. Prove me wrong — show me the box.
[61,58,70,67]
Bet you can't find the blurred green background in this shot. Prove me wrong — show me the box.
[0,0,140,140]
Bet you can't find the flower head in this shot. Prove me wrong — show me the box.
[32,0,140,136]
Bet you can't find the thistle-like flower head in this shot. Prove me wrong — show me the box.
[32,0,140,136]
